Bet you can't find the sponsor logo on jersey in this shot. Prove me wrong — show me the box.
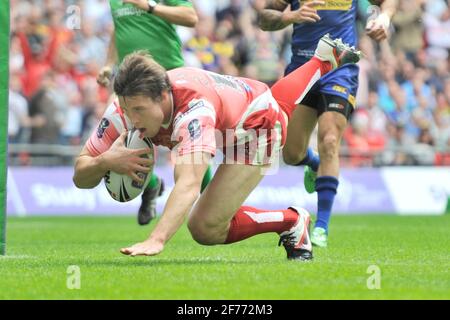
[188,119,201,140]
[174,99,214,126]
[300,0,352,11]
[97,118,110,138]
[113,7,145,18]
[294,49,315,58]
[332,85,348,94]
[328,103,345,110]
[208,72,240,90]
[207,71,251,93]
[188,99,205,109]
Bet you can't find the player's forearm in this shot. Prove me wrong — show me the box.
[152,5,198,27]
[73,154,109,189]
[17,32,32,65]
[258,9,292,31]
[149,181,201,244]
[380,0,398,19]
[105,34,118,67]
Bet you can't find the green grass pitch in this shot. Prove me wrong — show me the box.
[1,214,449,299]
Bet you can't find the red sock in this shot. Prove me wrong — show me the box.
[225,206,299,244]
[271,57,332,118]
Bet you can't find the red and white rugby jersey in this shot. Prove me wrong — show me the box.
[86,67,287,165]
[85,100,132,156]
[153,67,287,165]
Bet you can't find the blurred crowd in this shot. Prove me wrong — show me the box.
[8,0,450,166]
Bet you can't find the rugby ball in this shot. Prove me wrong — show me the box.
[104,129,154,202]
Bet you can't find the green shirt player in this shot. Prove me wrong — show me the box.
[97,0,212,225]
[99,0,197,79]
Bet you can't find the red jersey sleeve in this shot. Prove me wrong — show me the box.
[85,118,120,157]
[85,102,130,156]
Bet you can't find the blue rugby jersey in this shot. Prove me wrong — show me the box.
[285,0,360,105]
[290,0,358,64]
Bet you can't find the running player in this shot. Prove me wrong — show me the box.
[73,35,360,260]
[258,0,397,247]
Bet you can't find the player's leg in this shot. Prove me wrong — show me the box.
[270,56,323,190]
[312,94,353,247]
[317,111,348,177]
[188,164,265,244]
[282,103,320,194]
[272,65,321,194]
[270,33,361,194]
[187,163,312,260]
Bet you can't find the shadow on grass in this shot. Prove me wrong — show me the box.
[97,256,263,267]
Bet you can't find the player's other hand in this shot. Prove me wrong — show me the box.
[102,131,153,183]
[97,65,113,87]
[365,13,390,42]
[120,239,164,257]
[288,0,324,24]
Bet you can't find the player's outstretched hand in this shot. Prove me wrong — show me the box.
[289,0,324,24]
[120,239,164,257]
[365,13,390,42]
[97,65,113,87]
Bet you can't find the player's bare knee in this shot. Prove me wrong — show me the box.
[190,230,214,245]
[187,216,200,235]
[282,145,307,165]
[189,227,220,245]
[319,134,339,159]
[187,218,217,245]
[188,215,230,245]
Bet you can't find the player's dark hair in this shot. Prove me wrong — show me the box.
[113,50,171,102]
